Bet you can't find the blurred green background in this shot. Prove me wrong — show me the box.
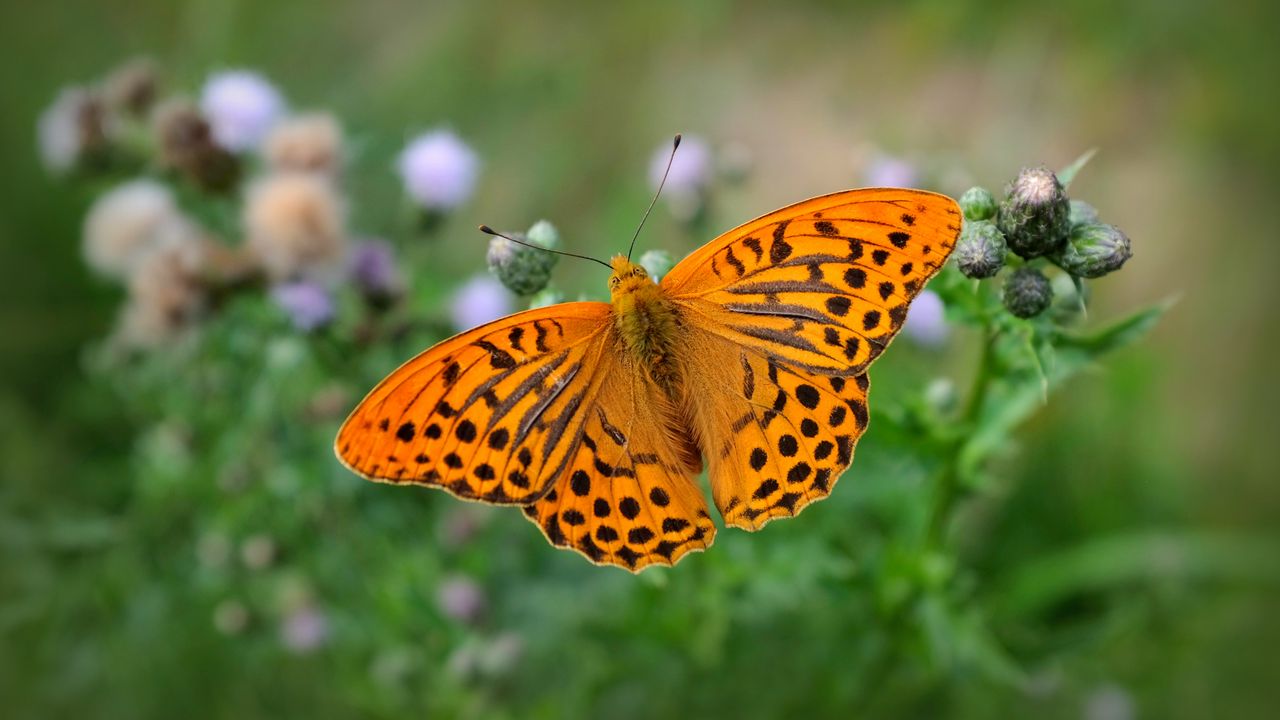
[2,1,1277,718]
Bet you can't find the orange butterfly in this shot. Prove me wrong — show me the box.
[336,154,960,571]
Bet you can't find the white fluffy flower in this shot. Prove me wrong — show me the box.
[449,274,512,332]
[83,179,200,280]
[200,70,286,152]
[396,129,480,210]
[902,289,949,348]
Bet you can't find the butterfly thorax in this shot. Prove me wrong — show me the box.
[608,256,683,391]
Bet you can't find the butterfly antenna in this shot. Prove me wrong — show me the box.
[478,225,612,269]
[627,133,681,261]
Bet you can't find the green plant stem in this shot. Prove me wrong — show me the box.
[926,327,996,548]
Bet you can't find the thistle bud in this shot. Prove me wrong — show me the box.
[959,186,997,221]
[637,249,674,281]
[1068,199,1100,227]
[1053,222,1132,279]
[954,220,1007,279]
[997,166,1070,259]
[1002,266,1053,319]
[486,220,558,295]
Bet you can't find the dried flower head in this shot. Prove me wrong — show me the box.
[264,113,343,176]
[82,179,199,280]
[397,129,480,210]
[113,239,209,348]
[244,173,347,281]
[152,98,239,192]
[200,70,286,152]
[103,57,159,117]
[37,86,110,174]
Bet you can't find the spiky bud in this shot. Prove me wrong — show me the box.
[959,186,997,221]
[486,220,558,296]
[1002,266,1053,318]
[954,220,1007,279]
[1068,199,1100,227]
[1053,222,1132,279]
[997,166,1070,259]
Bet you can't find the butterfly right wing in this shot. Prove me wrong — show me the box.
[335,302,614,505]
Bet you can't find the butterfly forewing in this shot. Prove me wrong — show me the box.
[663,189,961,375]
[335,303,613,504]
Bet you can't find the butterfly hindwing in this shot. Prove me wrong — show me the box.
[663,189,961,376]
[335,303,614,505]
[523,349,716,571]
[680,332,872,530]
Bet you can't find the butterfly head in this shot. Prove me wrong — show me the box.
[608,255,654,300]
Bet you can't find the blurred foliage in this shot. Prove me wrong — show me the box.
[2,1,1279,719]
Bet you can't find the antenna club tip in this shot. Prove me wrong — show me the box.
[478,224,495,234]
[673,133,682,148]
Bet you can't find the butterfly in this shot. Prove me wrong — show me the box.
[336,174,960,572]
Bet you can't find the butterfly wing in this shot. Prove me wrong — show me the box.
[335,303,616,505]
[662,188,960,528]
[663,188,961,376]
[522,345,716,572]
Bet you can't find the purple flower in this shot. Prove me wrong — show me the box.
[397,130,479,210]
[436,575,487,624]
[200,70,286,152]
[864,152,918,188]
[449,274,513,332]
[271,281,335,331]
[902,290,949,348]
[348,239,402,298]
[280,605,329,653]
[650,134,712,196]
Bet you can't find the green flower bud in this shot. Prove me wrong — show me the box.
[486,220,559,295]
[997,166,1070,259]
[637,249,674,282]
[1002,266,1053,318]
[1053,222,1132,279]
[954,220,1007,279]
[1068,199,1099,227]
[959,186,997,221]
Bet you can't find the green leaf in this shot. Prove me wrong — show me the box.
[1057,147,1098,189]
[1051,296,1175,357]
[991,531,1280,618]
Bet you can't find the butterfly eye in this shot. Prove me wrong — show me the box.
[633,267,646,277]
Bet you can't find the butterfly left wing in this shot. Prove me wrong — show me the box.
[522,346,716,572]
[664,188,960,529]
